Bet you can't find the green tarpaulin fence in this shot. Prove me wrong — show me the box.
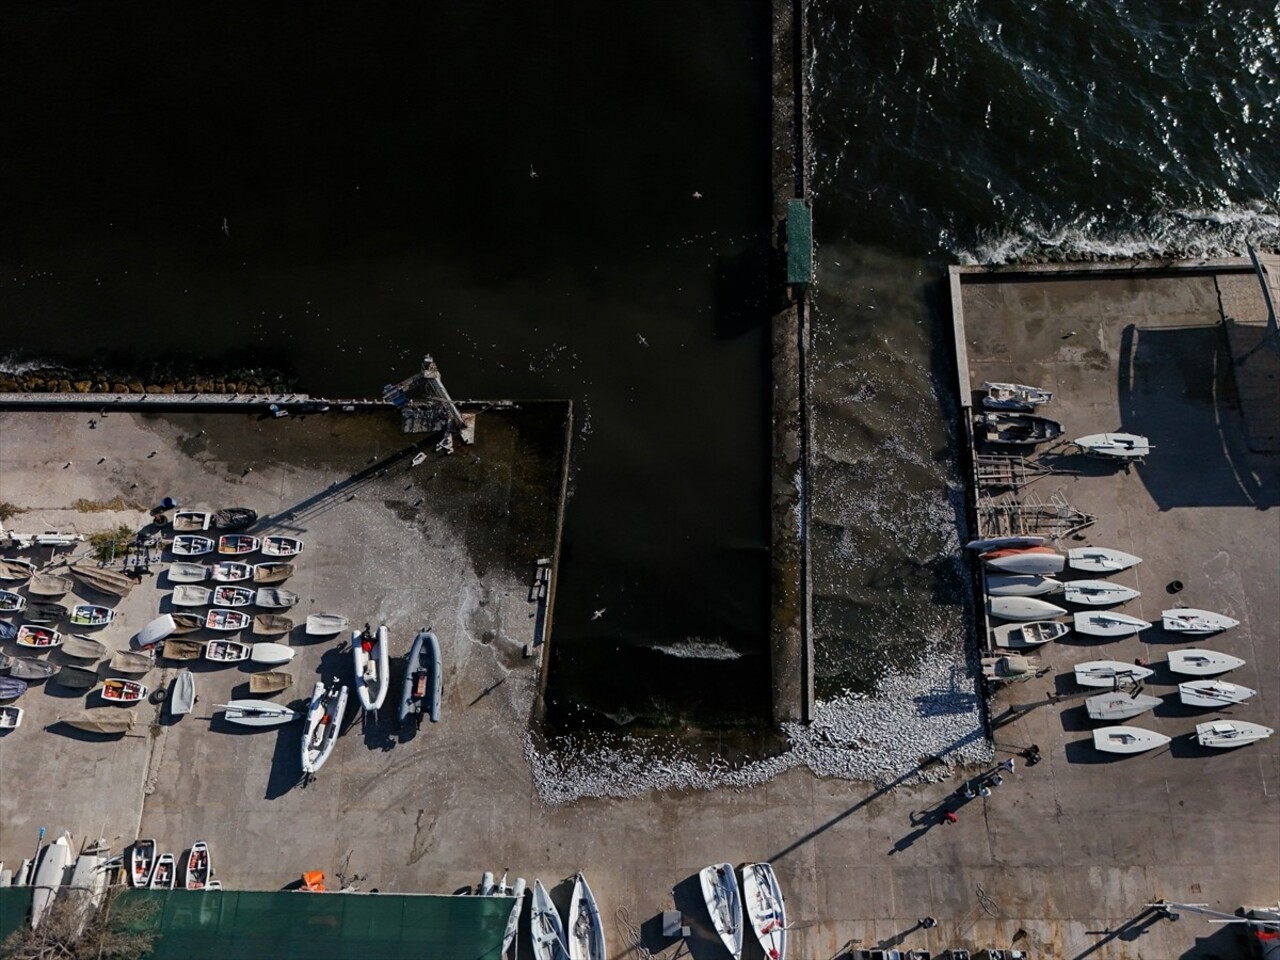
[1,888,514,960]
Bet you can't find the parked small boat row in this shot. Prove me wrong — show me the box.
[530,872,608,960]
[1092,720,1273,754]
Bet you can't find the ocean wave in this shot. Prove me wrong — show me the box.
[950,203,1280,265]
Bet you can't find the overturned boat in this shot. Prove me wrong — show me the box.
[69,563,134,598]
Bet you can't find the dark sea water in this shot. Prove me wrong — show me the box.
[3,1,1277,729]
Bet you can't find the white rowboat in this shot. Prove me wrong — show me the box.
[205,610,250,632]
[172,536,215,556]
[261,536,304,557]
[205,639,250,662]
[130,840,156,888]
[166,562,208,583]
[306,613,348,636]
[171,585,211,607]
[210,562,252,583]
[1092,726,1170,754]
[249,642,295,665]
[992,620,1069,648]
[150,853,176,890]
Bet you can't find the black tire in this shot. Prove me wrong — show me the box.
[150,688,168,704]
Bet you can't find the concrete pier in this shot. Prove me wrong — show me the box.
[769,0,814,725]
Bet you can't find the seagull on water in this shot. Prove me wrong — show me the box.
[591,608,606,621]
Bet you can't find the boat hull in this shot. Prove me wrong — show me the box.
[1062,580,1140,606]
[531,879,569,960]
[987,597,1068,621]
[698,864,744,960]
[984,550,1066,575]
[992,621,1069,648]
[1092,726,1170,754]
[742,863,787,960]
[1085,692,1161,721]
[1074,660,1155,688]
[1196,721,1273,748]
[353,625,390,712]
[1168,649,1246,677]
[1178,680,1257,708]
[1067,547,1142,573]
[1161,609,1240,634]
[986,574,1062,597]
[170,671,196,716]
[1074,433,1151,459]
[219,700,298,727]
[567,872,606,960]
[1072,611,1152,637]
[301,682,349,774]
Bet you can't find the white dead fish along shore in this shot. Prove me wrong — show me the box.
[527,656,990,805]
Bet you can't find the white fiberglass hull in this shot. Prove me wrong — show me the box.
[1161,609,1240,634]
[1072,611,1152,637]
[1092,726,1170,754]
[1168,649,1246,677]
[699,864,744,960]
[1067,547,1142,573]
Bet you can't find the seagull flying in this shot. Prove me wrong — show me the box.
[691,191,702,199]
[591,608,606,621]
[221,218,230,238]
[636,333,648,347]
[530,165,538,179]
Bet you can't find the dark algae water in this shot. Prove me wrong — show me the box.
[1,2,774,730]
[4,1,1277,735]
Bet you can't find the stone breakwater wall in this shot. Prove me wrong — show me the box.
[0,366,295,395]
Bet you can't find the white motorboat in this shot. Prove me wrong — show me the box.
[204,638,250,662]
[305,613,349,636]
[171,535,215,556]
[1092,726,1170,754]
[566,871,606,960]
[1161,609,1240,634]
[171,585,211,607]
[981,381,1053,411]
[1072,611,1152,638]
[130,840,156,888]
[301,681,348,775]
[218,700,298,728]
[136,614,177,648]
[1074,660,1155,688]
[249,642,295,665]
[742,862,787,960]
[985,574,1062,597]
[1196,720,1273,749]
[261,536,304,557]
[983,548,1066,575]
[170,670,196,717]
[1067,547,1142,574]
[150,853,176,890]
[166,562,208,584]
[699,863,744,960]
[352,624,390,713]
[30,832,73,929]
[1178,680,1257,708]
[965,535,1048,552]
[1074,433,1151,459]
[1168,649,1246,676]
[531,878,569,960]
[1063,580,1139,606]
[1085,692,1162,721]
[992,620,1069,649]
[987,596,1068,621]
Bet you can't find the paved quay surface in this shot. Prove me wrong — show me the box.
[2,265,1278,960]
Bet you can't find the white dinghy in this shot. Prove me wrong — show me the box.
[1074,433,1151,459]
[1063,580,1140,606]
[1074,660,1155,688]
[1072,611,1152,638]
[301,680,348,775]
[699,864,743,960]
[305,613,349,636]
[249,642,295,665]
[1178,680,1257,708]
[965,535,1048,552]
[985,574,1063,597]
[166,562,208,584]
[743,862,787,960]
[531,878,569,960]
[218,700,298,728]
[171,585,211,607]
[1092,726,1170,754]
[171,535,214,556]
[992,620,1069,648]
[352,624,390,713]
[987,596,1069,621]
[1168,649,1246,677]
[1067,547,1142,574]
[566,871,606,960]
[1086,692,1162,721]
[983,549,1065,575]
[136,614,176,648]
[1161,609,1240,634]
[30,832,73,929]
[1196,720,1273,749]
